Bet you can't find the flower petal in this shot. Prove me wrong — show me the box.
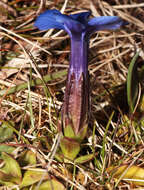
[34,9,65,30]
[34,9,85,34]
[70,11,91,24]
[88,16,125,33]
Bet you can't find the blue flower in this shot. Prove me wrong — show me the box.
[34,10,126,140]
[34,9,126,78]
[34,9,125,35]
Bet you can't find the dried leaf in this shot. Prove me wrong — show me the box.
[0,52,38,79]
[0,1,17,22]
[76,171,86,185]
[108,165,144,186]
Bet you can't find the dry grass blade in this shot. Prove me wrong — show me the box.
[0,0,144,189]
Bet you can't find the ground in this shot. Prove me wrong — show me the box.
[0,0,144,189]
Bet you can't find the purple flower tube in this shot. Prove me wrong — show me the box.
[34,10,126,159]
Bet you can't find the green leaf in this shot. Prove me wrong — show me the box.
[60,137,80,160]
[0,122,13,142]
[101,112,114,162]
[0,152,22,184]
[127,51,140,113]
[75,154,94,164]
[0,170,14,182]
[18,150,36,166]
[20,170,49,188]
[0,170,20,186]
[64,125,75,139]
[0,121,29,144]
[38,179,66,190]
[0,176,16,186]
[0,145,15,154]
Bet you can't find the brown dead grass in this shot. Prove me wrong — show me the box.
[0,0,144,189]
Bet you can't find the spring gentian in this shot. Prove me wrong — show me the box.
[34,10,126,160]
